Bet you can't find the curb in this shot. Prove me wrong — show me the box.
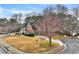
[57,44,66,54]
[0,44,11,54]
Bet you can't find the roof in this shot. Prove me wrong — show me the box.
[25,23,34,33]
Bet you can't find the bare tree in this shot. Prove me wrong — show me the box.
[12,14,18,21]
[12,13,22,24]
[36,13,61,46]
[18,13,22,24]
[71,8,79,35]
[61,15,77,36]
[72,7,79,18]
[43,6,55,15]
[56,4,68,14]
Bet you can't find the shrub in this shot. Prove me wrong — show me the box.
[23,32,35,37]
[63,31,70,36]
[54,31,63,35]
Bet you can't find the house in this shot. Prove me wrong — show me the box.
[20,23,34,34]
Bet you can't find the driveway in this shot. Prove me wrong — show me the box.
[61,38,79,54]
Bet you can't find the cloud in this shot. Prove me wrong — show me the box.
[0,6,40,19]
[10,9,33,14]
[0,7,13,18]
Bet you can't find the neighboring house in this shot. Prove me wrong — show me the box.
[0,27,4,34]
[0,26,8,34]
[70,30,77,36]
[0,24,19,34]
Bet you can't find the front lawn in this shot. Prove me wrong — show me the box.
[4,35,59,53]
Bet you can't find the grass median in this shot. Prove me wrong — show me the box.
[4,35,59,53]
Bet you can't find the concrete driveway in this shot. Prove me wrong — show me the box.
[61,38,79,54]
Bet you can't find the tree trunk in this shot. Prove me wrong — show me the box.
[49,36,52,46]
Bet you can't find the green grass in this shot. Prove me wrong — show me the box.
[52,35,65,40]
[40,40,59,48]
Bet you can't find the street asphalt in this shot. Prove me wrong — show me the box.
[61,38,79,54]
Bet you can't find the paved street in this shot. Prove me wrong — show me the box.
[61,38,79,54]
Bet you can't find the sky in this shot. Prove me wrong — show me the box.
[0,4,79,18]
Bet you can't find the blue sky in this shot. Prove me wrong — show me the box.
[0,4,79,18]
